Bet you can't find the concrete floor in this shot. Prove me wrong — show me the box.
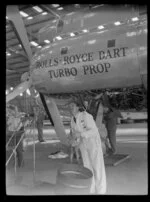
[6,123,147,195]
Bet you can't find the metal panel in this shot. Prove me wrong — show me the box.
[136,18,147,89]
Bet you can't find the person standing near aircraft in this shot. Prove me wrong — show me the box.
[95,101,109,156]
[103,106,122,155]
[84,94,103,120]
[6,104,27,167]
[83,93,109,155]
[33,99,46,143]
[69,101,106,194]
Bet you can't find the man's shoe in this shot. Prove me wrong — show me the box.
[39,139,45,142]
[106,148,114,156]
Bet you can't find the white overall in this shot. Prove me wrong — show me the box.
[71,111,106,194]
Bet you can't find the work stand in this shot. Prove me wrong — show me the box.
[104,153,130,166]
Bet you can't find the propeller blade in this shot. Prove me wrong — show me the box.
[6,80,31,103]
[7,5,33,64]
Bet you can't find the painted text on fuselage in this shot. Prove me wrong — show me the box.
[35,47,128,79]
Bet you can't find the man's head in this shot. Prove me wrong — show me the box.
[69,101,84,116]
[84,101,88,109]
[103,106,109,113]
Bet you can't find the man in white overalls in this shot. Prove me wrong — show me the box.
[69,101,106,194]
[84,96,109,156]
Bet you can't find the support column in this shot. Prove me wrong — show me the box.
[45,96,68,145]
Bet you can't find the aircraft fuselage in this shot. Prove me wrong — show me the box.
[31,14,147,94]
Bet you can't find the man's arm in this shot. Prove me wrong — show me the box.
[81,113,98,138]
[115,110,123,118]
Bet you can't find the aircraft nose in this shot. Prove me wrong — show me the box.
[31,68,45,85]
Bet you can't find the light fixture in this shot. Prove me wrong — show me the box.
[139,46,146,51]
[70,33,75,37]
[18,44,22,48]
[114,21,121,26]
[84,13,95,18]
[27,16,33,20]
[26,89,31,95]
[52,19,57,23]
[126,32,136,37]
[6,90,9,95]
[98,25,104,29]
[32,6,43,13]
[6,16,8,19]
[82,29,89,33]
[55,36,62,40]
[42,12,48,15]
[37,45,42,48]
[97,30,106,34]
[30,41,39,46]
[6,52,11,56]
[20,93,23,96]
[131,17,139,22]
[52,4,60,8]
[74,4,80,7]
[10,87,13,90]
[44,39,50,43]
[57,7,63,10]
[88,39,96,44]
[92,4,104,8]
[19,11,29,17]
[66,12,75,16]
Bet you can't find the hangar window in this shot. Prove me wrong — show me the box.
[61,47,68,55]
[107,39,116,48]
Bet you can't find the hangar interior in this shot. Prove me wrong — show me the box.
[6,4,147,195]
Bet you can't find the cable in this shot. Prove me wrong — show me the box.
[14,132,17,176]
[6,128,19,150]
[32,118,36,183]
[6,132,25,167]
